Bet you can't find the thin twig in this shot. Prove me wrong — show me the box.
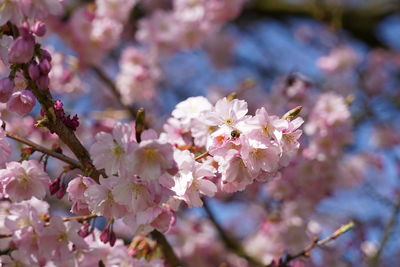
[194,151,209,161]
[369,197,400,267]
[62,213,98,222]
[203,200,264,266]
[282,221,355,265]
[150,229,183,267]
[91,66,137,119]
[5,132,83,169]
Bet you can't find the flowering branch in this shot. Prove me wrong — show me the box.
[150,229,183,267]
[203,200,264,266]
[5,131,83,169]
[275,221,355,266]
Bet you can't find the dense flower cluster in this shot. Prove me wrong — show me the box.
[79,97,303,234]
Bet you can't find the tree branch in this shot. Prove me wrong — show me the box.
[278,221,354,266]
[150,229,183,267]
[203,200,264,266]
[5,131,83,169]
[19,63,101,181]
[368,196,400,267]
[90,65,138,119]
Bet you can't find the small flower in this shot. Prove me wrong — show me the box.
[90,122,136,176]
[7,90,36,115]
[131,130,175,180]
[85,176,128,219]
[0,160,50,202]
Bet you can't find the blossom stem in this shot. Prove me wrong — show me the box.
[203,200,264,266]
[194,151,209,161]
[150,229,183,267]
[5,131,83,169]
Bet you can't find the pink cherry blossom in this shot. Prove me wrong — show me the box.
[85,176,128,219]
[66,175,96,215]
[0,160,50,202]
[216,149,254,193]
[240,136,281,175]
[205,97,249,136]
[90,122,136,176]
[39,216,87,262]
[131,130,175,180]
[172,150,217,207]
[6,89,36,115]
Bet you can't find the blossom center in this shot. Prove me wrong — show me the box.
[111,143,124,156]
[225,118,233,125]
[57,232,68,242]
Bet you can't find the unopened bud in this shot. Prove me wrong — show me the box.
[282,106,302,120]
[226,92,237,102]
[32,21,47,37]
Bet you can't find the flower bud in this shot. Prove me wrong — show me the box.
[49,177,61,195]
[39,59,51,74]
[109,231,116,247]
[8,35,35,64]
[0,78,14,103]
[78,221,90,238]
[19,25,31,38]
[28,63,41,80]
[37,75,49,90]
[56,184,66,199]
[100,228,110,244]
[40,49,52,62]
[7,90,36,115]
[32,21,47,37]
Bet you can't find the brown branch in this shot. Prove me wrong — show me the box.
[194,151,209,161]
[203,200,264,267]
[19,63,101,181]
[368,196,400,267]
[5,132,83,169]
[90,65,138,119]
[150,229,183,267]
[62,213,98,222]
[281,221,355,265]
[0,234,12,239]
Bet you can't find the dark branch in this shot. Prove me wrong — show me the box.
[203,200,264,266]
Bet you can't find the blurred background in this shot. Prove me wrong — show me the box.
[2,0,400,266]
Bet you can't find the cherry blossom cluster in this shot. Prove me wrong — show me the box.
[0,198,164,266]
[138,0,246,55]
[116,47,160,105]
[163,96,303,192]
[0,0,62,27]
[51,0,138,65]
